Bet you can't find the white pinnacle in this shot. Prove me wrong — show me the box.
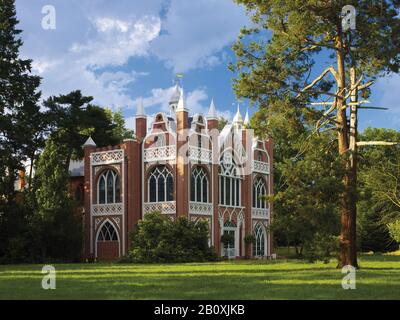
[233,104,243,124]
[208,98,217,119]
[136,97,145,117]
[83,136,96,147]
[244,108,250,125]
[176,88,187,112]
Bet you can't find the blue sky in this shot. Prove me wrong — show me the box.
[15,0,400,131]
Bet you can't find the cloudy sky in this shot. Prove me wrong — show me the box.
[15,0,400,131]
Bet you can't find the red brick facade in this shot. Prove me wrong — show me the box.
[82,88,273,260]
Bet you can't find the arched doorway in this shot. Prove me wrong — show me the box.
[96,220,120,260]
[253,224,266,257]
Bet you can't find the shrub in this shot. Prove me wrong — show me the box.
[304,234,339,263]
[127,212,217,263]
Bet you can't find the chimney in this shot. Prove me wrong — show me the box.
[135,97,147,141]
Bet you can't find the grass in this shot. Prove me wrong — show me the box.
[1,254,400,300]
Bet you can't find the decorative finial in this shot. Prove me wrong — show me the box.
[83,136,96,147]
[136,97,146,117]
[208,98,217,119]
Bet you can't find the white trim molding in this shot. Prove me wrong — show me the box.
[143,201,176,215]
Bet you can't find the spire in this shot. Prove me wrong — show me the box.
[232,104,243,125]
[207,98,217,120]
[244,108,250,126]
[170,84,181,103]
[136,97,146,117]
[83,136,96,147]
[176,88,188,112]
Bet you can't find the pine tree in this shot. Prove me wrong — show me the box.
[231,0,400,267]
[0,0,42,203]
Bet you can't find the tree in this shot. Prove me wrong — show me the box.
[358,128,400,251]
[128,212,217,263]
[43,90,132,169]
[231,0,400,267]
[0,0,42,204]
[33,136,82,261]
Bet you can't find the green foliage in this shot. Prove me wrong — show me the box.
[221,233,235,245]
[44,91,131,163]
[304,234,339,264]
[244,234,256,244]
[217,117,228,131]
[358,128,400,252]
[387,220,400,245]
[32,137,82,262]
[0,0,43,204]
[128,212,217,263]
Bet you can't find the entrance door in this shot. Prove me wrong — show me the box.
[222,221,236,258]
[96,221,120,260]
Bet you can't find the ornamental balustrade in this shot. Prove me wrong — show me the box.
[252,160,269,174]
[189,202,213,215]
[143,201,176,215]
[144,145,176,162]
[188,147,213,163]
[91,149,124,165]
[251,207,269,219]
[91,203,123,216]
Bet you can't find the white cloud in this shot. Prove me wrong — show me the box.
[151,0,249,73]
[71,16,161,68]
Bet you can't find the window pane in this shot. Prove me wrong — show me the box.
[190,174,195,201]
[166,176,173,201]
[115,175,120,203]
[158,175,165,201]
[202,178,208,203]
[99,177,106,204]
[149,176,156,202]
[107,172,114,203]
[196,177,201,202]
[236,180,240,206]
[220,177,224,205]
[225,178,230,206]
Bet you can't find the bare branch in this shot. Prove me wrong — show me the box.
[296,66,338,98]
[357,141,399,147]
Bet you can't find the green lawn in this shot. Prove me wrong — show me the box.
[1,254,400,299]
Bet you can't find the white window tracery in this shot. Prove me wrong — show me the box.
[98,170,121,204]
[253,224,265,257]
[219,151,241,207]
[190,167,209,203]
[253,177,267,209]
[97,221,118,241]
[148,166,174,202]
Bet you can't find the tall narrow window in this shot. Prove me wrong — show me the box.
[219,151,241,207]
[252,178,267,209]
[98,170,121,204]
[148,166,174,202]
[253,224,265,257]
[190,167,209,203]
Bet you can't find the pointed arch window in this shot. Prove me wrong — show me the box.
[253,177,267,209]
[97,221,118,242]
[253,224,265,257]
[98,170,121,204]
[148,166,174,202]
[190,167,209,203]
[219,151,242,207]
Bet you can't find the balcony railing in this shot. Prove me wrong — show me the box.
[144,145,176,162]
[188,147,212,163]
[252,160,269,174]
[143,201,176,215]
[91,203,123,216]
[189,202,213,215]
[251,207,269,219]
[223,248,236,259]
[91,149,124,165]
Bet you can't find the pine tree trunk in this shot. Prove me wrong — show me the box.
[335,28,358,268]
